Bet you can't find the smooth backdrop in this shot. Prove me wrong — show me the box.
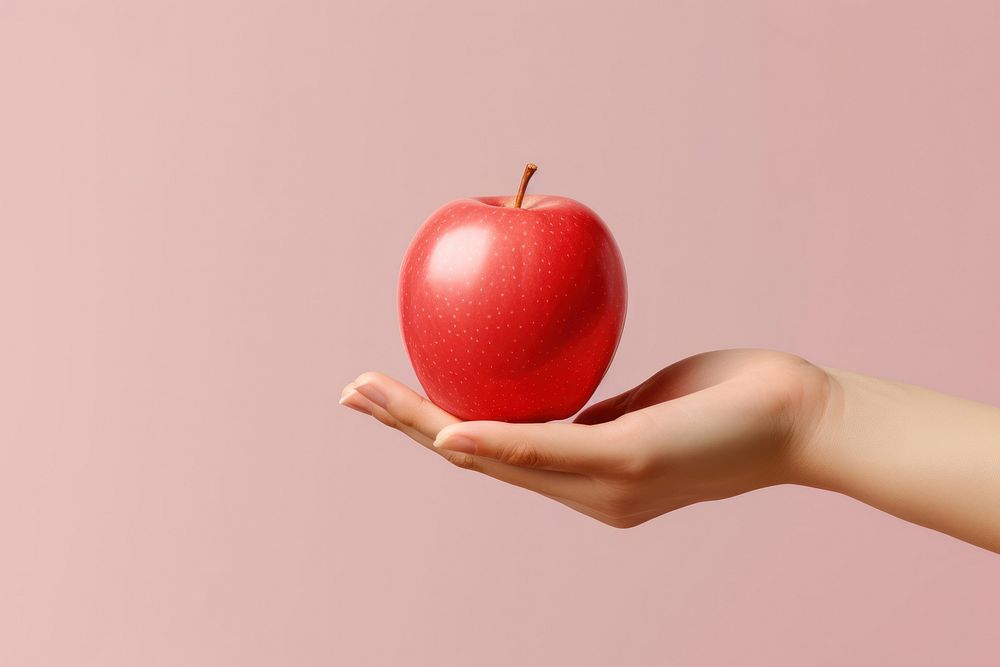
[2,1,999,665]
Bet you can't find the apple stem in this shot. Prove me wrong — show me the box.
[513,163,538,208]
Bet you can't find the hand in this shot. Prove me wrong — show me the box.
[340,349,833,527]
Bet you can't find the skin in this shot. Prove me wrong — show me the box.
[340,349,1000,553]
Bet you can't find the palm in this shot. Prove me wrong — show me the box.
[571,350,831,523]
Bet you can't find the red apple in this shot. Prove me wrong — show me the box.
[398,164,627,422]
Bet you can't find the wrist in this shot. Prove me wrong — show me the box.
[772,360,1000,553]
[781,364,850,491]
[789,366,885,494]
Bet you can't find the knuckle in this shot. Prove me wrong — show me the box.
[497,439,547,468]
[397,394,446,436]
[444,452,479,472]
[371,409,400,430]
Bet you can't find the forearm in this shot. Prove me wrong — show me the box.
[798,368,1000,553]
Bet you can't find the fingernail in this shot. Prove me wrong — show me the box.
[353,382,387,410]
[435,434,477,455]
[339,389,373,415]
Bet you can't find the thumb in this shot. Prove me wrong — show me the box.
[433,420,631,475]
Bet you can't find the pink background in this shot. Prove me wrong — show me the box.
[2,1,999,665]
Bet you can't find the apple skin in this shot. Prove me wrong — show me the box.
[398,194,627,422]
